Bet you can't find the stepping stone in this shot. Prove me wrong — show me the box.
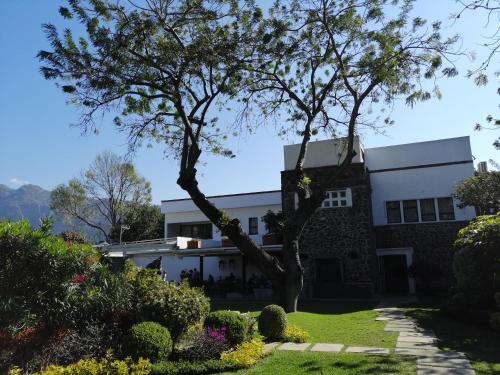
[310,343,344,352]
[375,317,391,321]
[417,365,475,375]
[400,331,436,339]
[396,341,439,350]
[264,342,281,353]
[278,342,311,351]
[417,357,473,369]
[395,348,466,359]
[385,327,421,332]
[345,346,390,355]
[398,336,437,344]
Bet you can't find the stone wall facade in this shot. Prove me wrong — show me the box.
[374,222,469,292]
[281,164,377,298]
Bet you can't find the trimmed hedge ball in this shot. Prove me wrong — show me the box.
[204,310,247,346]
[258,304,287,340]
[124,321,173,362]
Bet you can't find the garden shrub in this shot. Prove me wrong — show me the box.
[176,328,230,361]
[453,214,500,307]
[495,292,500,310]
[150,359,239,375]
[124,322,172,362]
[258,304,287,340]
[0,219,101,328]
[204,310,247,346]
[283,324,309,343]
[220,338,265,368]
[130,266,210,342]
[407,259,442,295]
[490,312,500,331]
[15,352,151,375]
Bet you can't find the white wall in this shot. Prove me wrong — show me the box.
[366,137,476,225]
[163,204,282,245]
[364,136,472,171]
[283,137,364,170]
[161,191,281,213]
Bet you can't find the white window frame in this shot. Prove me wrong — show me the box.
[385,197,456,224]
[322,188,352,208]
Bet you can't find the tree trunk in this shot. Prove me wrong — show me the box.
[279,237,304,312]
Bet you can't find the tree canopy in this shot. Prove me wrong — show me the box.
[40,0,460,311]
[453,171,500,215]
[51,151,152,242]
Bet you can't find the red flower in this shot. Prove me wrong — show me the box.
[72,274,86,283]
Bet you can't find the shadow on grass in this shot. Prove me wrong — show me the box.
[211,299,378,316]
[297,355,405,373]
[406,306,500,375]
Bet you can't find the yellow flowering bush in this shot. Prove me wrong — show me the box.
[11,354,151,375]
[220,338,265,368]
[283,324,309,343]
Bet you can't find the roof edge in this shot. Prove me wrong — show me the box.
[161,189,281,203]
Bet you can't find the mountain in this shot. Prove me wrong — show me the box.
[0,184,66,233]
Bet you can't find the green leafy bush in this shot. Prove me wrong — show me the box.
[0,219,102,328]
[495,292,500,310]
[131,266,210,342]
[490,312,500,331]
[453,214,500,306]
[204,311,247,346]
[124,322,172,362]
[258,305,287,340]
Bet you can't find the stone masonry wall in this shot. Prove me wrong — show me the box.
[281,164,377,297]
[375,221,469,291]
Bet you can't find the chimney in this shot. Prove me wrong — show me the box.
[477,161,488,174]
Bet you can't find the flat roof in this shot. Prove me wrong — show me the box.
[161,189,281,203]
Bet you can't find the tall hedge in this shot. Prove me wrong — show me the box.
[453,214,500,306]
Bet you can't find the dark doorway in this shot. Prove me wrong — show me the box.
[381,255,409,293]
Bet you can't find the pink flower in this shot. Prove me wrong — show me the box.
[206,326,226,341]
[72,274,86,283]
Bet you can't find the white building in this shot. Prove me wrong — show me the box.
[103,136,477,297]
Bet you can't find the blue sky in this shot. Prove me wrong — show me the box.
[0,0,498,203]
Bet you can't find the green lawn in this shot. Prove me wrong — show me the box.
[226,352,416,375]
[406,307,500,375]
[211,300,398,347]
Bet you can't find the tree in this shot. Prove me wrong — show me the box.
[39,0,458,311]
[110,204,164,243]
[453,171,500,214]
[455,1,500,149]
[51,151,151,242]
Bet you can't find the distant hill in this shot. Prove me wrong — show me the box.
[0,184,95,238]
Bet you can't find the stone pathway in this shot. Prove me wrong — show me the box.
[374,301,475,375]
[263,298,476,375]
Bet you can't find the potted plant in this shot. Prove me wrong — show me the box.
[261,210,284,245]
[187,239,200,249]
[221,237,234,247]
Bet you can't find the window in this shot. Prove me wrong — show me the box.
[315,258,343,283]
[419,199,436,221]
[248,217,258,235]
[403,200,418,222]
[322,188,352,208]
[180,223,213,239]
[386,201,402,223]
[438,197,455,221]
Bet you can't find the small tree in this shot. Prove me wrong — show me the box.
[51,151,151,242]
[110,204,164,242]
[40,0,458,311]
[453,171,500,215]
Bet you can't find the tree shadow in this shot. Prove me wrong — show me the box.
[406,306,500,374]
